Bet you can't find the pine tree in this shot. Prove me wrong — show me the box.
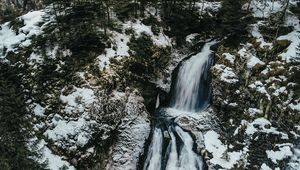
[220,0,247,45]
[0,63,45,170]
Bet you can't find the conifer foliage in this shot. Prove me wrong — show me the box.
[0,64,44,170]
[220,0,247,45]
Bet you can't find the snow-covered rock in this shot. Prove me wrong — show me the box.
[105,90,151,170]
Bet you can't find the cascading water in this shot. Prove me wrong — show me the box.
[143,128,163,170]
[143,41,216,170]
[172,42,214,112]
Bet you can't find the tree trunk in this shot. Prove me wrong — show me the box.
[281,0,290,22]
[247,0,252,12]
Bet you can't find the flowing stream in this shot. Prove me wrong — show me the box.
[143,41,215,170]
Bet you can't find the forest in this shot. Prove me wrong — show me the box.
[0,0,300,169]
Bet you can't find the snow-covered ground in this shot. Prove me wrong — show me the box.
[97,19,172,71]
[194,1,221,16]
[28,137,75,170]
[38,140,76,170]
[244,0,285,18]
[248,0,300,62]
[212,64,239,84]
[2,0,299,169]
[204,130,247,169]
[0,8,54,60]
[278,14,300,61]
[251,21,273,49]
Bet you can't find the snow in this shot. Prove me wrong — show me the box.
[243,118,289,139]
[277,14,300,61]
[28,52,43,65]
[245,0,284,18]
[261,163,272,170]
[123,20,171,47]
[105,91,151,170]
[21,11,45,36]
[60,87,96,114]
[204,130,244,169]
[33,103,46,116]
[42,87,96,147]
[97,31,130,70]
[238,44,265,69]
[44,113,91,147]
[247,55,265,68]
[0,10,46,58]
[288,145,300,169]
[266,76,282,83]
[223,53,235,64]
[273,86,286,96]
[0,23,26,56]
[261,67,270,75]
[255,81,264,86]
[289,103,300,111]
[213,64,239,83]
[163,107,210,120]
[98,19,171,71]
[46,45,60,59]
[194,1,221,16]
[186,33,199,43]
[38,140,75,170]
[266,144,293,163]
[248,82,271,100]
[248,108,263,116]
[257,86,268,94]
[229,102,238,107]
[250,22,273,49]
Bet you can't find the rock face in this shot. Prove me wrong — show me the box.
[212,42,299,123]
[103,90,151,170]
[26,83,151,170]
[1,0,300,169]
[72,89,151,169]
[210,41,300,168]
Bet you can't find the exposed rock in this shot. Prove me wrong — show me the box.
[102,90,151,170]
[273,39,291,54]
[211,32,299,169]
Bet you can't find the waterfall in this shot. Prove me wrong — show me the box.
[143,41,216,170]
[143,128,163,170]
[175,126,203,170]
[172,41,215,112]
[165,127,178,170]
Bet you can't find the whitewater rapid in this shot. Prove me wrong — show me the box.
[143,41,215,170]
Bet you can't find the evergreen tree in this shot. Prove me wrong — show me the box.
[220,0,247,45]
[0,63,44,170]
